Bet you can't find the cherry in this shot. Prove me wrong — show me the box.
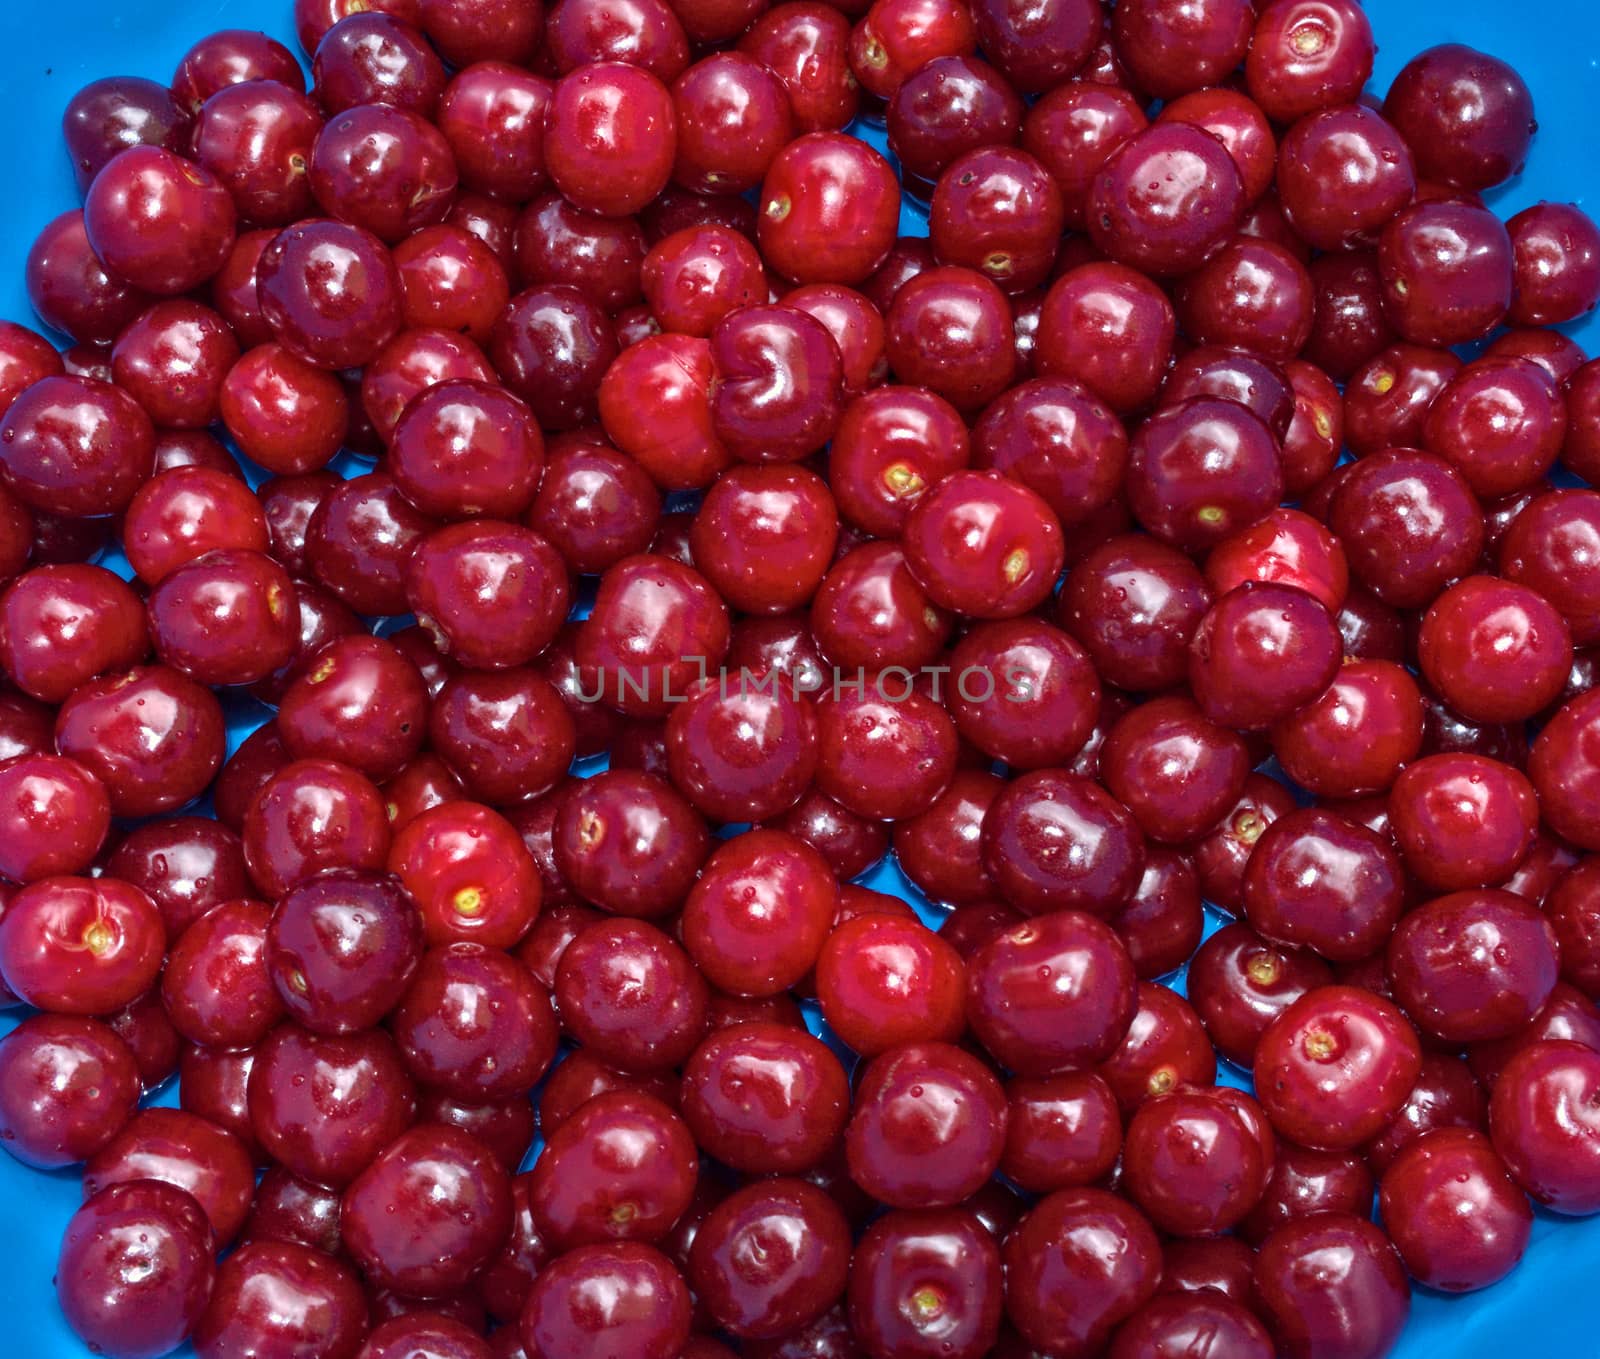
[1277,105,1415,254]
[267,867,423,1033]
[555,916,709,1072]
[528,1089,696,1249]
[847,1207,1003,1359]
[1036,262,1176,415]
[690,1178,851,1339]
[1128,400,1283,553]
[1385,44,1536,191]
[1238,1141,1375,1247]
[1088,124,1245,278]
[1388,753,1540,891]
[1508,201,1600,325]
[1379,201,1514,347]
[1111,0,1253,100]
[1003,1188,1162,1357]
[220,342,349,474]
[1255,985,1422,1150]
[893,771,1002,906]
[84,1105,254,1245]
[63,75,191,191]
[554,769,709,918]
[1188,923,1332,1069]
[161,897,282,1049]
[1388,889,1559,1043]
[1122,1086,1269,1238]
[0,374,154,518]
[1253,1214,1410,1359]
[683,829,837,997]
[0,753,109,884]
[672,54,793,196]
[814,912,965,1055]
[770,787,889,879]
[243,758,392,898]
[1100,695,1248,845]
[545,0,689,75]
[545,64,677,220]
[664,674,818,824]
[682,1022,849,1173]
[193,1240,367,1359]
[0,1014,139,1168]
[966,909,1136,1075]
[885,266,1017,413]
[523,1242,690,1359]
[947,617,1100,769]
[1246,0,1374,124]
[813,682,960,822]
[1328,449,1485,610]
[83,146,236,295]
[57,1181,215,1359]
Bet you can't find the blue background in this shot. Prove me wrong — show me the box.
[0,1,1594,1354]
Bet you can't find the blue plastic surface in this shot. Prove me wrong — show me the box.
[0,1,1594,1354]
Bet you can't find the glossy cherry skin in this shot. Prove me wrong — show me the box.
[54,662,225,819]
[884,266,1017,413]
[387,801,541,951]
[1387,889,1559,1043]
[0,876,163,1017]
[248,1021,415,1189]
[950,618,1101,769]
[1175,237,1313,363]
[982,770,1146,918]
[1188,924,1334,1069]
[111,299,241,430]
[1255,985,1422,1151]
[690,1178,851,1339]
[222,342,348,475]
[1109,1291,1274,1359]
[544,63,676,220]
[966,910,1136,1076]
[1245,0,1374,123]
[1420,573,1568,720]
[1378,201,1514,347]
[1344,343,1461,461]
[1328,450,1485,610]
[670,54,791,196]
[1059,535,1210,693]
[972,381,1124,535]
[578,555,730,717]
[709,306,844,464]
[683,829,837,997]
[0,374,154,518]
[83,1106,254,1245]
[1035,262,1175,416]
[811,540,950,672]
[360,1314,492,1359]
[193,1239,367,1359]
[257,218,402,371]
[1122,1087,1269,1238]
[243,1164,344,1256]
[277,634,428,783]
[771,787,889,880]
[1111,0,1251,99]
[390,227,509,345]
[1506,201,1600,325]
[1385,44,1535,190]
[267,868,423,1034]
[693,465,838,616]
[811,912,962,1056]
[57,1181,215,1359]
[1236,1140,1375,1249]
[528,1089,696,1251]
[759,133,899,286]
[664,675,818,825]
[1253,1213,1410,1359]
[341,1122,511,1297]
[243,758,391,899]
[62,75,191,192]
[1388,754,1540,892]
[1277,105,1415,254]
[1424,358,1567,500]
[84,146,236,295]
[1020,83,1144,234]
[1545,858,1600,996]
[0,1014,139,1168]
[1379,1127,1532,1293]
[1189,774,1300,914]
[1087,124,1245,278]
[1488,1039,1600,1213]
[159,897,282,1049]
[901,470,1064,619]
[392,942,557,1101]
[845,1207,1002,1359]
[1100,695,1248,846]
[682,1020,848,1173]
[0,752,109,884]
[521,1242,690,1359]
[1502,490,1600,647]
[1243,808,1406,963]
[1128,400,1283,554]
[146,548,299,688]
[556,917,709,1073]
[554,770,709,919]
[122,465,269,587]
[25,209,153,345]
[0,565,147,706]
[309,102,457,245]
[641,225,765,340]
[893,771,1002,906]
[997,1070,1119,1195]
[529,436,659,577]
[192,78,323,228]
[813,683,959,823]
[1003,1188,1162,1358]
[1301,250,1393,382]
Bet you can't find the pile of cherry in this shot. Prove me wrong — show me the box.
[1,0,1599,1355]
